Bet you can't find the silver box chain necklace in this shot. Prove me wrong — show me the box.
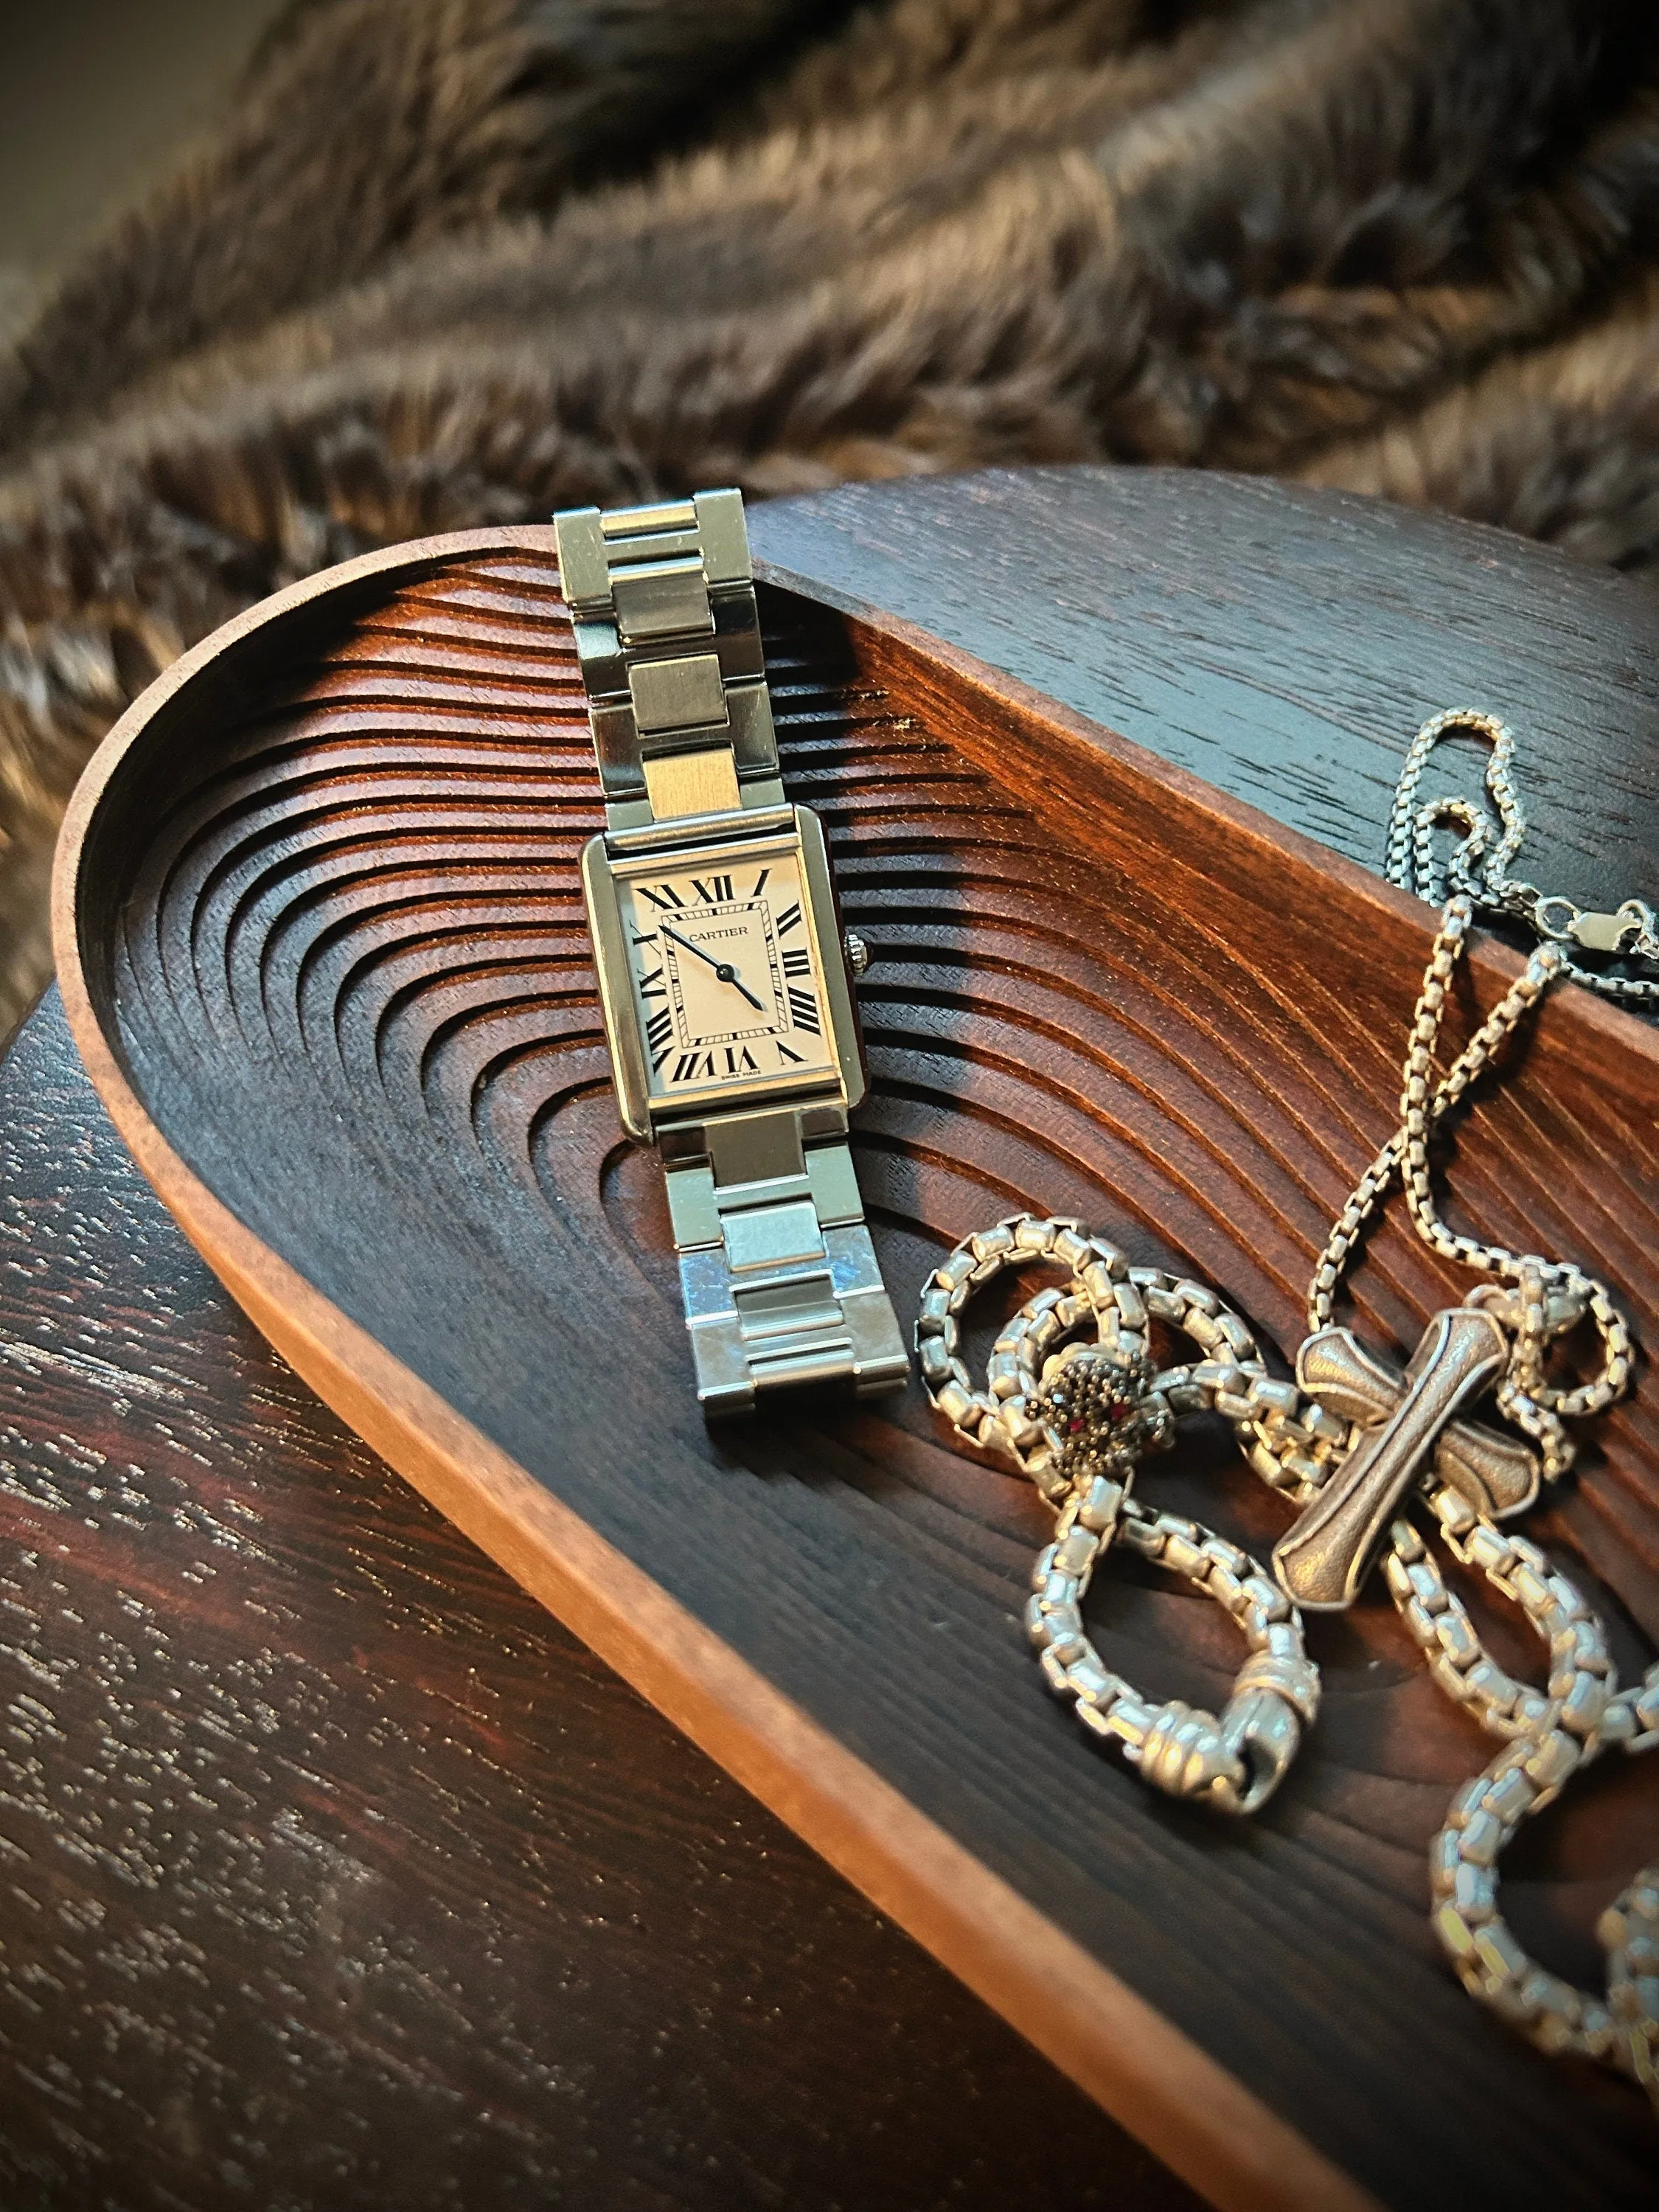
[919,712,1659,2105]
[1387,706,1659,1006]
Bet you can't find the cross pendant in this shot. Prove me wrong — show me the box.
[1272,1307,1539,1610]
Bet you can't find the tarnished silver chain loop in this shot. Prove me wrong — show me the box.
[917,1216,1321,1812]
[1312,874,1657,2104]
[922,1201,1658,2081]
[1030,1490,1318,1816]
[1310,900,1633,1480]
[1399,1489,1659,2101]
[917,1214,1352,1503]
[919,717,1657,2101]
[1385,707,1659,1006]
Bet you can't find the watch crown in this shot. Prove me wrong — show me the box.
[843,931,870,978]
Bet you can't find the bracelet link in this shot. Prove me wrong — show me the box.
[554,490,782,828]
[667,1105,908,1413]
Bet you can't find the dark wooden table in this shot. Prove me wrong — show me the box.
[11,467,1659,2210]
[0,985,1196,2212]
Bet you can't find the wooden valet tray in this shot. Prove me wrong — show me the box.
[52,470,1659,2212]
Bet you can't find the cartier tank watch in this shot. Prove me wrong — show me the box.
[554,489,909,1414]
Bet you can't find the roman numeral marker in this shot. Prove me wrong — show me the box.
[638,883,685,911]
[691,874,734,904]
[723,1046,759,1077]
[775,902,803,936]
[781,946,812,978]
[630,931,658,949]
[787,987,821,1034]
[636,965,667,999]
[672,1049,719,1084]
[776,1040,805,1065]
[645,1008,674,1068]
[750,868,771,897]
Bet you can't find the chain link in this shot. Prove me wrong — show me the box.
[917,718,1658,2103]
[1385,707,1659,1006]
[1312,899,1632,1479]
[1399,1489,1659,2098]
[917,1214,1321,1812]
[1310,866,1656,2106]
[1307,907,1562,1334]
[922,1200,1658,2097]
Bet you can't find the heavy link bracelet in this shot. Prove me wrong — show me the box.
[1397,1501,1659,2098]
[1341,896,1658,2104]
[919,889,1659,2107]
[917,1214,1324,1815]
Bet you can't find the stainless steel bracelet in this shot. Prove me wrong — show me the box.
[554,489,785,833]
[663,1102,908,1415]
[556,490,908,1412]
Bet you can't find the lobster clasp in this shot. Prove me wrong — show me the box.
[1569,903,1643,956]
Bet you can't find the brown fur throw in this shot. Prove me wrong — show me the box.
[5,0,1659,1032]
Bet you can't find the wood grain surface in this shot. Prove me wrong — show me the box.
[750,467,1659,917]
[0,987,1196,2212]
[50,473,1659,2210]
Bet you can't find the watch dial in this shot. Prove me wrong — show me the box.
[622,850,838,1098]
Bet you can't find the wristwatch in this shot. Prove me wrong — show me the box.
[554,488,909,1414]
